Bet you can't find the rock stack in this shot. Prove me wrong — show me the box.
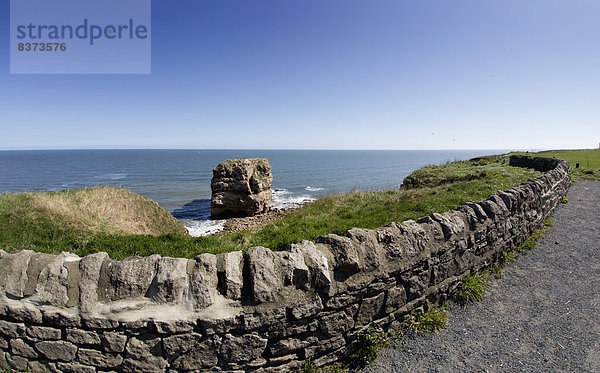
[210,158,273,219]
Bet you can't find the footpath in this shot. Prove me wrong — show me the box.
[363,181,600,373]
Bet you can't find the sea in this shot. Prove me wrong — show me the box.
[0,149,509,236]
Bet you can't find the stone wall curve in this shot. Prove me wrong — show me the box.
[0,155,571,372]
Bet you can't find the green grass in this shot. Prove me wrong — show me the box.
[513,149,600,180]
[0,159,541,260]
[454,272,491,305]
[405,304,449,334]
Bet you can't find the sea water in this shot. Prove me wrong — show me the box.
[0,149,507,235]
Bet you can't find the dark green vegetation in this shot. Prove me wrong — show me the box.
[406,304,449,334]
[514,149,600,180]
[454,273,491,305]
[0,159,541,260]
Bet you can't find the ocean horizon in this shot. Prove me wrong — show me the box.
[0,149,517,235]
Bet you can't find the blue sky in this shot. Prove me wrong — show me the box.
[1,0,599,150]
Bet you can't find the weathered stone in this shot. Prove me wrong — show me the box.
[79,252,109,314]
[356,292,385,326]
[0,338,7,349]
[67,329,101,345]
[84,316,119,330]
[123,337,167,373]
[431,212,466,241]
[6,353,28,371]
[346,228,382,271]
[245,246,281,303]
[153,319,195,334]
[326,293,359,309]
[101,254,159,301]
[100,332,127,353]
[78,348,123,368]
[316,234,361,273]
[305,335,346,358]
[319,312,355,337]
[171,338,217,371]
[6,300,42,323]
[24,252,56,296]
[42,307,81,327]
[384,286,407,314]
[269,336,318,356]
[220,333,267,362]
[216,251,244,300]
[0,320,25,338]
[286,246,309,290]
[163,332,202,356]
[35,340,78,361]
[290,297,323,320]
[4,250,34,298]
[199,315,241,335]
[55,362,96,373]
[0,352,9,371]
[211,158,273,218]
[27,325,62,340]
[28,360,52,373]
[189,254,217,310]
[10,338,38,358]
[151,257,188,303]
[243,307,286,330]
[293,240,332,291]
[37,252,79,307]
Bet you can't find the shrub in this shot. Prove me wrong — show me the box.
[406,304,448,334]
[454,273,490,305]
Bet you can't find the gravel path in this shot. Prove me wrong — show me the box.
[363,181,600,373]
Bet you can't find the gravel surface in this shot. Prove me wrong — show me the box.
[363,181,600,373]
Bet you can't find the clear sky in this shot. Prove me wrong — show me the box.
[1,0,599,150]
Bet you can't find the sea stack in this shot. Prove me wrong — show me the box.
[210,158,273,219]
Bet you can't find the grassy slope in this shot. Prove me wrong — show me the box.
[514,149,600,180]
[0,160,541,260]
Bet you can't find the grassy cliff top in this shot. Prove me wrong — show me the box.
[513,149,600,180]
[1,157,542,260]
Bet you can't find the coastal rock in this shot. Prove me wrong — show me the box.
[211,158,273,218]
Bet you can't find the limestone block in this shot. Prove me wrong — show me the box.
[245,246,281,303]
[151,257,189,303]
[286,246,309,290]
[189,254,218,310]
[35,340,78,361]
[78,348,123,369]
[220,333,268,363]
[102,254,160,301]
[356,292,385,326]
[122,337,167,373]
[79,252,109,314]
[100,332,127,353]
[37,252,79,307]
[4,250,34,298]
[216,251,244,300]
[293,240,331,292]
[163,332,202,356]
[316,234,360,273]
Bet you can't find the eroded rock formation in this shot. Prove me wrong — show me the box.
[210,158,273,219]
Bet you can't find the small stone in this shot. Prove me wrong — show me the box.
[220,334,267,363]
[171,339,217,371]
[6,299,43,323]
[0,320,26,338]
[356,292,385,326]
[319,312,355,337]
[162,332,202,356]
[122,337,167,373]
[268,336,318,356]
[27,325,62,340]
[6,353,28,371]
[42,307,81,327]
[245,246,281,303]
[384,286,407,314]
[153,319,195,334]
[84,316,119,330]
[55,362,96,373]
[11,338,38,358]
[100,332,127,353]
[78,348,123,368]
[66,329,101,345]
[555,240,559,245]
[28,361,51,373]
[290,297,323,320]
[35,340,78,361]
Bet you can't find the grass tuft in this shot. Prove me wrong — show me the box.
[454,272,490,305]
[406,304,448,334]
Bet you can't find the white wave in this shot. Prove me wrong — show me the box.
[304,186,324,191]
[96,173,128,180]
[272,189,315,209]
[183,219,225,237]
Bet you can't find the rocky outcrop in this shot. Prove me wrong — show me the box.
[0,155,571,372]
[210,158,273,219]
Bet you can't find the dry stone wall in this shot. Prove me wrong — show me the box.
[0,155,571,372]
